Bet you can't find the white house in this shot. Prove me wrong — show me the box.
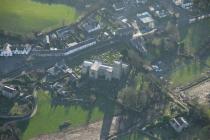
[82,60,128,81]
[1,86,18,98]
[173,0,182,5]
[0,43,32,57]
[169,117,189,132]
[0,43,13,57]
[136,0,147,4]
[181,0,193,9]
[173,0,193,9]
[82,19,101,33]
[137,12,155,29]
[45,35,50,45]
[12,45,32,55]
[112,3,125,11]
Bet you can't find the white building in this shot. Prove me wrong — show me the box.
[0,43,32,57]
[173,0,193,9]
[82,60,128,81]
[112,3,125,11]
[12,44,32,55]
[136,0,147,4]
[137,12,155,29]
[173,0,183,5]
[169,117,189,132]
[181,0,193,9]
[81,17,101,34]
[0,43,13,57]
[1,86,18,98]
[45,35,50,45]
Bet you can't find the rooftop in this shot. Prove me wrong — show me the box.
[137,12,154,23]
[90,61,102,71]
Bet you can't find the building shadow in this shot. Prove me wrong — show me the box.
[80,78,126,140]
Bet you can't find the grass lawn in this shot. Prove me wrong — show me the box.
[0,0,78,36]
[19,90,104,140]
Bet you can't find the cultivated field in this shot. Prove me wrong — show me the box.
[0,0,78,36]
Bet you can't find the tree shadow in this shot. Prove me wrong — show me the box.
[16,119,29,139]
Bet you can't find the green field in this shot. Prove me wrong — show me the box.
[0,0,78,36]
[19,91,104,140]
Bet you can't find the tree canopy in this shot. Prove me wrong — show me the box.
[193,0,210,10]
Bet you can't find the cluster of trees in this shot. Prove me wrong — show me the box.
[117,71,166,113]
[0,125,20,140]
[193,0,210,10]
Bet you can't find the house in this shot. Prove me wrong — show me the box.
[112,2,125,12]
[169,117,189,132]
[173,0,193,9]
[12,44,32,55]
[181,0,193,9]
[136,0,147,4]
[69,72,78,87]
[173,0,183,5]
[112,17,133,38]
[82,61,93,74]
[56,27,74,40]
[0,43,13,57]
[82,60,128,81]
[116,26,133,38]
[115,20,133,38]
[45,35,50,45]
[137,12,155,33]
[47,61,70,77]
[112,61,128,79]
[150,5,169,18]
[51,82,63,89]
[1,86,18,98]
[81,18,101,34]
[155,10,168,18]
[0,43,32,57]
[130,37,147,53]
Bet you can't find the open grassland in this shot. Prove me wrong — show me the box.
[0,0,78,36]
[19,91,104,140]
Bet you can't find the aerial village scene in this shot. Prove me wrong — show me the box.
[0,0,210,140]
